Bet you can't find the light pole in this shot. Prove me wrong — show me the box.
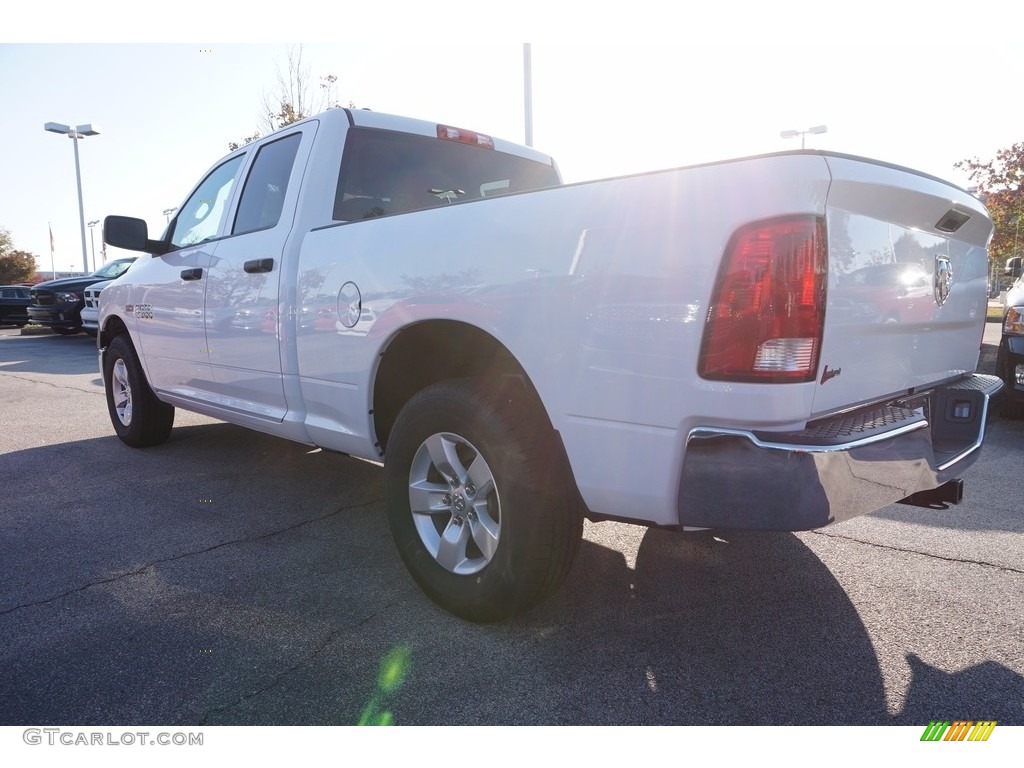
[87,219,99,272]
[780,124,828,150]
[523,43,533,148]
[44,122,101,274]
[163,207,178,222]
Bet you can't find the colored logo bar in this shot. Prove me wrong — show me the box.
[921,721,997,741]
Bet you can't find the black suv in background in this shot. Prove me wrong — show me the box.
[0,285,32,327]
[28,258,136,335]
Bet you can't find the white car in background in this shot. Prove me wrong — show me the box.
[81,280,112,337]
[82,258,145,337]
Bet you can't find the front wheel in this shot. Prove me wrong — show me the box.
[103,334,175,446]
[384,379,583,622]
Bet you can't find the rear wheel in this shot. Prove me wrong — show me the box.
[384,378,583,622]
[103,334,174,446]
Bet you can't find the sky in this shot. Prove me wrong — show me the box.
[3,4,1023,275]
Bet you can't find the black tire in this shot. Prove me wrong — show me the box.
[102,334,175,447]
[52,326,81,336]
[384,378,583,622]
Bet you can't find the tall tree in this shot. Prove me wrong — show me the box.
[0,251,37,284]
[229,46,348,151]
[956,143,1024,274]
[0,227,38,283]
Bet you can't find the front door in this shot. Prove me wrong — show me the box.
[140,154,245,398]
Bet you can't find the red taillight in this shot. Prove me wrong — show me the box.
[436,124,495,149]
[699,215,827,382]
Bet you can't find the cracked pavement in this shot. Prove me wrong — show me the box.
[1,327,1022,725]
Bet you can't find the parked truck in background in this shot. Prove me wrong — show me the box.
[98,107,1001,621]
[29,258,136,336]
[81,280,116,337]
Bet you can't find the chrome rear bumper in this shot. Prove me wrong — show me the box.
[677,373,1003,531]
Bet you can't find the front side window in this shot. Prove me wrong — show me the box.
[233,133,302,235]
[170,155,246,250]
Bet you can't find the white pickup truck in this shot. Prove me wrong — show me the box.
[100,107,1001,621]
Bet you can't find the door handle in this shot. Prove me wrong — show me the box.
[244,258,274,274]
[180,268,203,280]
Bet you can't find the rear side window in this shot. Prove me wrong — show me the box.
[334,127,559,221]
[233,132,302,235]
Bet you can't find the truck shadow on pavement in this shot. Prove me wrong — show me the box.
[520,529,1021,725]
[1,422,1020,726]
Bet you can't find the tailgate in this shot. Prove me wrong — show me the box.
[811,156,992,417]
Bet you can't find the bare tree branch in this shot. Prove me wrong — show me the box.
[229,44,351,150]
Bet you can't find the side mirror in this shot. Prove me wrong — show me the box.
[103,215,168,255]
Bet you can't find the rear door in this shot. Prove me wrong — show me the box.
[203,124,316,420]
[813,157,992,417]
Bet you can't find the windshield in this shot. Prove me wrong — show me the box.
[91,260,135,279]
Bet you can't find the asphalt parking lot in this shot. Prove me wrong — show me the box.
[1,325,1021,726]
